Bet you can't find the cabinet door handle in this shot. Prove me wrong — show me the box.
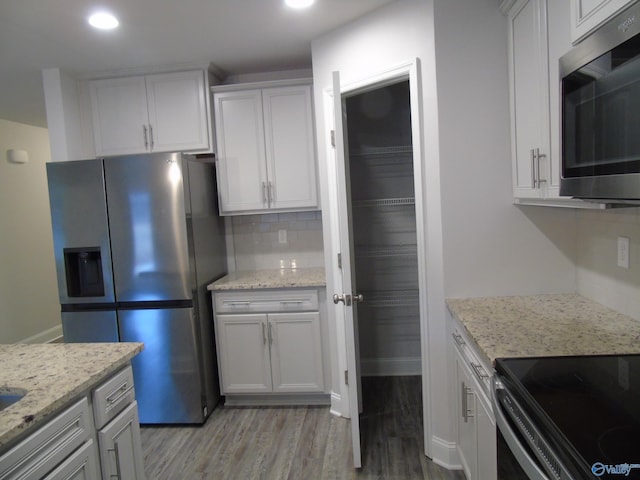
[262,182,268,205]
[143,125,149,150]
[531,148,537,188]
[536,148,546,185]
[149,124,154,151]
[262,323,267,345]
[268,322,273,346]
[108,444,122,479]
[268,181,274,204]
[462,381,474,423]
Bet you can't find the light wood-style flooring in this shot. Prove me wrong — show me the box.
[141,376,465,479]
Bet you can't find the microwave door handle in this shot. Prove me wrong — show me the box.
[491,376,550,480]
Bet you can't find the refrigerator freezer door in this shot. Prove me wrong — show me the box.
[47,160,115,304]
[62,310,119,342]
[118,307,204,424]
[104,153,192,302]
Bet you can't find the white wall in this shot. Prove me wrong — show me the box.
[433,0,577,299]
[0,119,61,343]
[575,208,640,320]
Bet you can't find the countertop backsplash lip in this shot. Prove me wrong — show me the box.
[207,266,326,290]
[0,342,143,450]
[446,293,640,366]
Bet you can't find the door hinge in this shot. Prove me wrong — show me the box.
[330,130,336,147]
[337,252,342,269]
[344,370,349,385]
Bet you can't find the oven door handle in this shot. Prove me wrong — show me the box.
[491,375,550,480]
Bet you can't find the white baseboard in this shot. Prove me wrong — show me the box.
[330,391,343,417]
[17,325,63,344]
[360,356,422,376]
[429,435,462,471]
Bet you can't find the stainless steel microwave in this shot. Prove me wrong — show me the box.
[560,2,640,202]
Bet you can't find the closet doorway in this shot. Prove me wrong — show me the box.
[329,62,428,469]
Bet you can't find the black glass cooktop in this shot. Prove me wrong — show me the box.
[496,354,640,479]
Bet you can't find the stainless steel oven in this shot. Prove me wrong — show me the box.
[492,355,640,480]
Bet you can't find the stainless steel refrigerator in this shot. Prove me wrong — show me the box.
[46,152,226,424]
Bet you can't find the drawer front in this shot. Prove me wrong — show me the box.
[451,327,492,398]
[92,366,135,430]
[215,289,318,313]
[42,439,100,480]
[0,398,91,480]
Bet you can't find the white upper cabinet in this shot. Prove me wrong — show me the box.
[507,0,550,201]
[213,81,318,215]
[505,0,603,207]
[571,0,636,44]
[90,69,211,156]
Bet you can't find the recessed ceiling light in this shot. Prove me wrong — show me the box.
[285,0,315,9]
[88,11,119,30]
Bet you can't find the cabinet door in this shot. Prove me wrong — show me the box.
[90,76,150,156]
[216,313,272,393]
[214,90,269,214]
[43,440,100,480]
[455,355,477,480]
[262,85,318,211]
[508,0,550,199]
[571,0,635,43]
[146,70,210,153]
[269,312,324,393]
[98,401,145,480]
[475,392,497,480]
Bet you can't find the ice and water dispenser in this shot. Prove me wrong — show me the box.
[63,247,105,297]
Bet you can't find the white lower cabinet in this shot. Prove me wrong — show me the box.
[97,402,144,480]
[216,312,324,395]
[0,364,144,480]
[212,288,327,402]
[452,327,497,480]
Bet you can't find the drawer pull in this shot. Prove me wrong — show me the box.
[452,332,465,346]
[227,301,251,307]
[280,300,304,305]
[471,362,489,380]
[106,382,134,407]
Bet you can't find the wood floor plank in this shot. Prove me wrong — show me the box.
[141,377,466,479]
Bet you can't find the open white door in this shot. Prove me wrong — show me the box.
[331,71,363,469]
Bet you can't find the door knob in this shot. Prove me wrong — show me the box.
[353,294,364,304]
[333,294,352,306]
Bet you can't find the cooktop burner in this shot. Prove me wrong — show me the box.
[496,354,640,479]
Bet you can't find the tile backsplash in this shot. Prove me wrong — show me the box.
[229,211,324,271]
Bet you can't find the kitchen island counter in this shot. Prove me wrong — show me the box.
[0,342,143,449]
[207,267,326,290]
[447,294,640,366]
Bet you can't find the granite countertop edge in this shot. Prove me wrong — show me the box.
[0,342,143,449]
[446,293,640,367]
[207,267,326,291]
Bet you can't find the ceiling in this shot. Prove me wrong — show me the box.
[0,0,395,128]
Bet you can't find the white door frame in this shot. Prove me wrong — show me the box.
[322,57,433,459]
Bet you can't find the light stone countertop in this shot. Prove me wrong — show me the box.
[0,342,143,450]
[446,293,640,366]
[207,267,326,290]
